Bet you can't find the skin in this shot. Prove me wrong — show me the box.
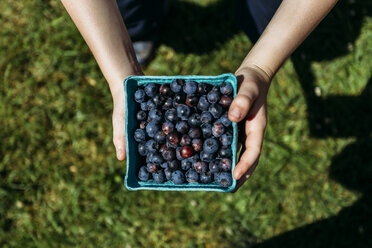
[61,0,338,191]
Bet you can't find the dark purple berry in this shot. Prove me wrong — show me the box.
[212,122,225,137]
[219,146,232,158]
[162,147,176,161]
[185,94,199,107]
[180,146,193,159]
[136,110,147,121]
[162,121,174,135]
[194,161,207,174]
[154,131,166,144]
[219,95,232,108]
[160,84,172,96]
[174,93,186,107]
[167,132,179,145]
[162,98,173,110]
[200,172,213,183]
[168,160,180,171]
[180,134,192,146]
[197,83,209,95]
[221,158,232,171]
[191,139,203,152]
[146,163,159,173]
[209,159,221,173]
[140,121,147,129]
[188,127,201,139]
[176,121,189,134]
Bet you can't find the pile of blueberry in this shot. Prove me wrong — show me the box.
[133,79,234,187]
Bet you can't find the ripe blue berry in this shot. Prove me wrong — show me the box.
[218,113,232,127]
[153,95,165,107]
[146,100,156,111]
[171,170,185,184]
[149,152,164,165]
[170,79,184,93]
[194,161,207,174]
[162,98,173,110]
[200,151,214,162]
[186,169,199,183]
[219,95,232,108]
[176,121,189,134]
[154,131,166,144]
[134,129,146,142]
[191,139,203,152]
[220,82,233,95]
[146,121,160,138]
[209,104,223,119]
[161,147,176,161]
[146,139,159,153]
[197,96,210,111]
[134,89,146,103]
[180,134,192,146]
[162,121,174,135]
[152,170,165,183]
[201,123,213,138]
[144,83,158,97]
[188,113,202,127]
[165,109,177,122]
[207,90,220,104]
[149,109,162,123]
[183,80,197,94]
[200,111,213,124]
[203,138,219,154]
[212,122,225,138]
[219,146,232,158]
[221,158,232,171]
[188,127,201,139]
[136,110,147,121]
[160,162,168,169]
[146,163,159,173]
[200,172,213,183]
[164,167,172,180]
[138,166,150,181]
[177,104,191,120]
[217,172,232,187]
[138,142,148,156]
[176,147,183,160]
[168,160,180,171]
[209,159,221,173]
[181,158,193,171]
[220,132,233,146]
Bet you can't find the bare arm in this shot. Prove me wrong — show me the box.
[61,0,142,160]
[229,0,338,188]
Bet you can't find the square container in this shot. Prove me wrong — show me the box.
[124,73,237,192]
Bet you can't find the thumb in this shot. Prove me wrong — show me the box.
[112,107,126,161]
[228,80,258,122]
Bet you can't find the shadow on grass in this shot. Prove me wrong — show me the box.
[158,0,372,247]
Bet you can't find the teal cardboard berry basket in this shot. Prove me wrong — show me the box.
[124,73,237,192]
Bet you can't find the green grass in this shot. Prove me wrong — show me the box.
[1,0,371,247]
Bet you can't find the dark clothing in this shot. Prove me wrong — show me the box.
[117,0,282,43]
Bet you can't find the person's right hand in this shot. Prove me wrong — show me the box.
[228,65,272,191]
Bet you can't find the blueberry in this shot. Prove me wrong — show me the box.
[160,84,172,96]
[170,79,184,93]
[146,99,156,110]
[165,109,177,123]
[217,172,232,187]
[176,121,189,134]
[200,171,213,183]
[200,151,214,162]
[209,159,221,173]
[212,122,225,138]
[207,90,220,104]
[134,129,146,142]
[171,170,185,184]
[162,98,173,110]
[154,131,166,144]
[159,143,167,153]
[138,166,150,181]
[162,121,174,135]
[186,169,199,183]
[220,132,233,146]
[164,167,172,180]
[194,161,207,174]
[138,142,148,156]
[139,121,147,130]
[180,134,192,146]
[162,147,176,161]
[136,110,147,121]
[134,89,146,103]
[181,158,193,171]
[183,80,197,94]
[209,104,223,119]
[177,104,191,120]
[146,139,159,153]
[197,83,209,95]
[220,82,233,95]
[200,111,213,124]
[153,95,165,107]
[144,83,158,97]
[221,158,232,171]
[166,140,177,149]
[167,132,179,146]
[201,123,213,138]
[188,127,201,139]
[174,93,186,107]
[197,96,210,111]
[168,160,180,171]
[203,138,219,154]
[149,109,162,123]
[152,170,165,183]
[175,147,183,160]
[146,121,160,138]
[218,113,232,127]
[219,146,232,158]
[188,113,201,127]
[149,152,164,165]
[191,139,203,152]
[140,101,148,111]
[219,95,232,108]
[146,163,159,173]
[180,145,193,159]
[160,162,168,169]
[185,94,199,107]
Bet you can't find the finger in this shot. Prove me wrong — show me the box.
[231,159,259,193]
[112,109,126,161]
[228,81,259,122]
[233,103,266,180]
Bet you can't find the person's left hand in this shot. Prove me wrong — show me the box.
[228,65,271,192]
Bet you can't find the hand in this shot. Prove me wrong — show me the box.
[228,66,271,191]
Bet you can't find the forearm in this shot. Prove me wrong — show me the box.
[61,0,141,99]
[239,0,338,81]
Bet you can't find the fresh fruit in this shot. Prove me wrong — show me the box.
[186,169,199,183]
[138,166,150,181]
[180,146,193,159]
[203,138,219,154]
[183,81,197,94]
[171,170,185,184]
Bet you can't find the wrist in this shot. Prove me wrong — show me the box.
[236,63,273,85]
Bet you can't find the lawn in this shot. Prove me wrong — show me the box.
[1,0,371,247]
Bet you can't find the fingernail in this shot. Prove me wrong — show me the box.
[230,108,241,120]
[233,171,241,180]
